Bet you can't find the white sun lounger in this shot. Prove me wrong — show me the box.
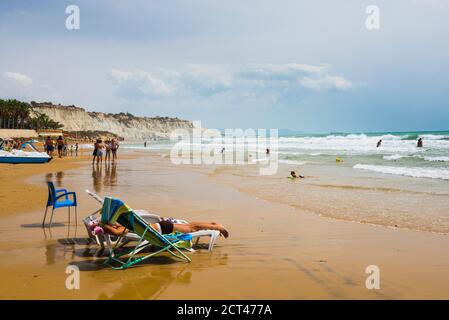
[84,190,220,251]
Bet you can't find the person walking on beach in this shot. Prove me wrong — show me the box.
[376,139,382,148]
[56,136,64,158]
[45,136,54,156]
[417,138,423,148]
[111,138,119,162]
[75,142,79,156]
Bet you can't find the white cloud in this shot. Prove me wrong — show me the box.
[0,71,62,102]
[109,69,174,97]
[108,63,353,102]
[183,64,233,89]
[299,75,353,91]
[3,72,33,86]
[241,63,328,78]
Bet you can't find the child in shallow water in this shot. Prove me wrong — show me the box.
[290,171,305,179]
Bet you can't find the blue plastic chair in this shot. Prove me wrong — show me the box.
[42,181,78,227]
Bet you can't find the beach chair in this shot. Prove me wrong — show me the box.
[83,209,160,249]
[84,190,220,251]
[100,196,191,269]
[42,181,78,227]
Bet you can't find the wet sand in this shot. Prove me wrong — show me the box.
[1,152,449,299]
[0,155,88,217]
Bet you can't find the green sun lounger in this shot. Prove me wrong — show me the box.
[101,196,191,269]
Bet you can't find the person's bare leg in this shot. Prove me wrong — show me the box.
[173,222,229,238]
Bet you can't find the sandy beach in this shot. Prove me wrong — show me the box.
[1,151,449,299]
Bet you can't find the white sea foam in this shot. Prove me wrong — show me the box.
[383,154,404,161]
[353,164,449,180]
[423,156,449,162]
[279,159,307,166]
[278,133,449,155]
[419,134,449,140]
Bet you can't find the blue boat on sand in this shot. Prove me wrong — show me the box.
[0,140,52,164]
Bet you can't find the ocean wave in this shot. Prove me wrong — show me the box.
[423,156,449,162]
[383,154,404,161]
[419,134,449,140]
[353,164,449,180]
[279,159,307,166]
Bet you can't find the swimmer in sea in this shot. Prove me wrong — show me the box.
[376,139,382,148]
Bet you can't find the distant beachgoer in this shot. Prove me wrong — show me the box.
[417,138,423,148]
[105,140,111,162]
[13,139,22,150]
[290,171,305,179]
[266,148,270,155]
[221,147,225,154]
[75,142,79,156]
[111,139,119,162]
[45,136,54,156]
[93,139,104,164]
[56,136,64,158]
[144,141,147,148]
[376,139,382,148]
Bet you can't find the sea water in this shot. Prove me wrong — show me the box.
[122,131,449,180]
[121,131,449,233]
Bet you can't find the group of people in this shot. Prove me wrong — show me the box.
[376,137,424,148]
[0,138,25,151]
[45,136,78,158]
[92,138,119,164]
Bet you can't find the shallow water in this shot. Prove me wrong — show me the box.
[121,132,449,233]
[209,161,449,234]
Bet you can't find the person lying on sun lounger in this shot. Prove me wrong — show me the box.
[102,219,229,238]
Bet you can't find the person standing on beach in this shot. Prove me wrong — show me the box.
[111,138,119,162]
[56,136,64,158]
[417,138,423,148]
[45,136,54,156]
[376,139,382,148]
[93,139,104,164]
[75,142,79,156]
[104,140,112,162]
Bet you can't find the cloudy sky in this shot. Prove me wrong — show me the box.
[1,0,448,132]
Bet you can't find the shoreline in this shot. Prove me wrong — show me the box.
[1,151,449,299]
